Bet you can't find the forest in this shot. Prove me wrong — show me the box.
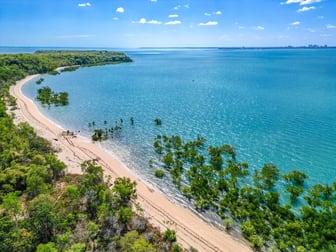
[150,134,336,251]
[0,51,182,251]
[0,50,132,87]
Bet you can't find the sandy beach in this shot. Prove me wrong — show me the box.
[10,75,251,252]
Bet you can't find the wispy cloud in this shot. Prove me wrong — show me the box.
[148,20,162,24]
[204,10,222,16]
[299,0,321,4]
[281,0,321,5]
[113,17,119,21]
[297,6,316,12]
[254,26,265,30]
[116,7,124,13]
[134,18,162,25]
[199,21,218,26]
[326,24,336,29]
[150,0,157,2]
[78,2,91,7]
[168,14,179,18]
[290,21,301,26]
[174,4,189,10]
[165,20,182,25]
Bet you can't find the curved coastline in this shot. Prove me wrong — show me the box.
[10,74,252,252]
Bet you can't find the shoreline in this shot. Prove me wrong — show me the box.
[10,74,251,252]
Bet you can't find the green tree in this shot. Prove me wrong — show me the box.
[27,194,58,244]
[26,165,52,198]
[282,170,308,186]
[286,185,304,203]
[259,163,280,189]
[164,229,177,242]
[36,242,58,252]
[1,192,21,228]
[241,220,256,238]
[112,177,137,207]
[154,169,165,178]
[154,118,162,125]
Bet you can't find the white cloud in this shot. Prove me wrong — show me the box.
[168,14,179,18]
[165,20,182,25]
[281,0,301,4]
[113,17,119,21]
[297,6,316,12]
[326,24,336,29]
[78,2,91,7]
[199,21,218,26]
[255,26,265,30]
[184,4,190,8]
[148,20,162,24]
[174,5,181,10]
[291,21,301,26]
[299,0,321,5]
[281,0,321,5]
[135,18,162,25]
[205,11,222,16]
[150,0,157,2]
[116,7,124,13]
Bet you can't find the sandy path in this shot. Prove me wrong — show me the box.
[10,75,251,252]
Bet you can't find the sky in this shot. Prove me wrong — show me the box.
[1,0,336,47]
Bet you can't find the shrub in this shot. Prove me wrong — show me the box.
[154,169,165,178]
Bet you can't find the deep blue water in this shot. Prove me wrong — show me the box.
[19,48,336,203]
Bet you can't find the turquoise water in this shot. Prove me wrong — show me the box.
[22,49,336,195]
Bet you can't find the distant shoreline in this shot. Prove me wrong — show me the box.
[1,45,336,55]
[10,74,252,252]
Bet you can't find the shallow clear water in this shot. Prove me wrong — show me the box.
[22,49,336,200]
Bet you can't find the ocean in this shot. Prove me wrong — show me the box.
[14,48,336,209]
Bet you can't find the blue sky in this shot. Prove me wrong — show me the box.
[1,0,336,47]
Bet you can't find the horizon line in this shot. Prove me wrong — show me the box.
[1,45,336,50]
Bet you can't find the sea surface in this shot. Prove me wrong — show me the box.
[9,47,336,214]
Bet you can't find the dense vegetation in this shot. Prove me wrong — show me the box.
[0,50,132,87]
[151,135,336,251]
[0,110,178,251]
[0,52,184,251]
